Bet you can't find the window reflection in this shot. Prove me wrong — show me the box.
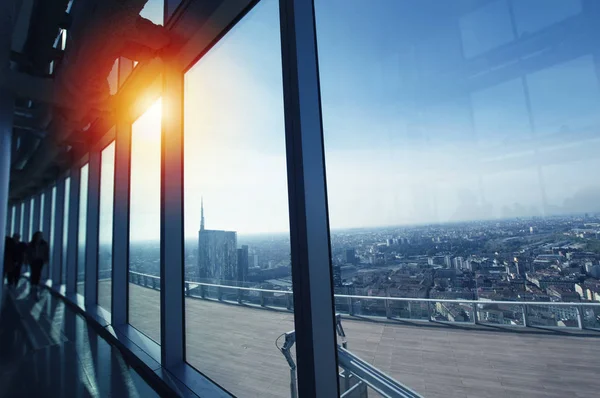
[315,0,600,396]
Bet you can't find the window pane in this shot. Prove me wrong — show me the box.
[315,0,600,396]
[10,206,15,235]
[19,203,24,236]
[78,164,89,295]
[50,186,56,279]
[28,198,34,241]
[129,100,161,342]
[99,142,116,315]
[183,2,294,396]
[39,193,45,231]
[62,177,70,285]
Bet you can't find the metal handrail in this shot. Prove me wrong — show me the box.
[128,270,600,307]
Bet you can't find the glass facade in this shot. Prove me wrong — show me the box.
[98,142,115,314]
[129,99,162,342]
[6,1,600,397]
[78,164,89,295]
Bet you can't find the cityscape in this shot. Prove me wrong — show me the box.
[115,209,600,328]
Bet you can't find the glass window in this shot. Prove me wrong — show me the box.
[129,99,161,342]
[62,177,70,285]
[39,193,45,231]
[50,186,56,279]
[98,142,115,315]
[10,206,15,235]
[183,2,294,396]
[78,164,89,295]
[315,0,600,396]
[28,198,34,241]
[19,202,24,236]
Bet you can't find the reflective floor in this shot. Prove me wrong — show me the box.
[0,281,160,398]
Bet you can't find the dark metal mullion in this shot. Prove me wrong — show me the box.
[85,150,101,306]
[160,63,185,368]
[14,201,21,238]
[52,178,66,287]
[32,193,41,235]
[113,57,134,326]
[279,0,339,396]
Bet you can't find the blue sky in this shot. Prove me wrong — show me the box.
[124,0,600,239]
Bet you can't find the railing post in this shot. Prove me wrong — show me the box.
[237,288,243,304]
[472,302,478,325]
[200,284,205,299]
[522,304,529,327]
[385,298,391,319]
[260,290,265,307]
[217,286,222,301]
[577,306,585,330]
[185,282,190,297]
[286,292,293,310]
[427,301,432,321]
[348,297,354,316]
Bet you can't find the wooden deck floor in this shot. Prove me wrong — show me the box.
[98,282,600,398]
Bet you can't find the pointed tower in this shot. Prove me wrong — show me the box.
[200,197,205,231]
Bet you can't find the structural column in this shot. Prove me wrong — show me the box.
[0,92,11,299]
[6,203,12,236]
[0,1,15,301]
[279,0,340,396]
[32,193,41,234]
[160,63,184,367]
[22,198,30,241]
[111,57,134,324]
[14,202,21,237]
[66,166,80,294]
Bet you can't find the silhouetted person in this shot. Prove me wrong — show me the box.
[28,231,49,299]
[10,234,28,287]
[3,236,15,286]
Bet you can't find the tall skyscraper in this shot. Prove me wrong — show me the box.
[237,245,249,283]
[198,200,238,282]
[344,248,356,264]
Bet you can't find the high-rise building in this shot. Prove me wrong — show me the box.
[237,245,249,283]
[198,200,238,282]
[343,248,356,264]
[333,264,342,287]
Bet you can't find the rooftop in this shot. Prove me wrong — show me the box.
[116,282,600,398]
